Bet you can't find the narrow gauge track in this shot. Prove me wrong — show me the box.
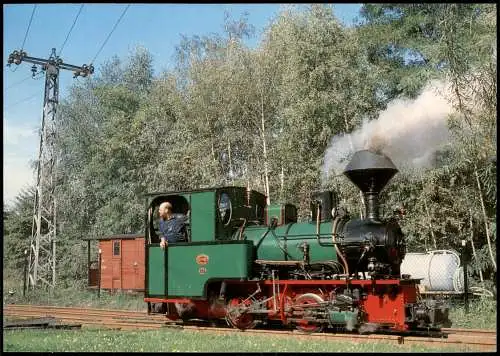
[4,304,496,351]
[3,304,165,330]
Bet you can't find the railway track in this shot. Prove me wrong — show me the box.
[3,304,496,351]
[3,304,165,330]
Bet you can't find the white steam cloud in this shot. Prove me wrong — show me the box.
[322,80,455,180]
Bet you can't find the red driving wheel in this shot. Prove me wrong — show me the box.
[294,293,324,333]
[226,297,257,330]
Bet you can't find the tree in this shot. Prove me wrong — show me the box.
[357,3,497,278]
[3,187,35,272]
[259,4,382,217]
[435,4,496,272]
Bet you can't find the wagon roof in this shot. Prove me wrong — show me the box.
[82,233,144,241]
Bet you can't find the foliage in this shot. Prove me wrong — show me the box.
[3,269,146,310]
[448,296,497,329]
[260,5,383,216]
[3,187,35,271]
[356,2,497,279]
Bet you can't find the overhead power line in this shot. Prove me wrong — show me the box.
[59,4,84,57]
[90,4,130,65]
[5,71,44,92]
[4,74,32,91]
[21,5,37,51]
[4,92,40,112]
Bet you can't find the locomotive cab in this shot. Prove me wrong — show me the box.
[146,194,191,244]
[144,187,264,306]
[145,187,266,244]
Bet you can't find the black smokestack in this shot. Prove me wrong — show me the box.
[343,150,398,221]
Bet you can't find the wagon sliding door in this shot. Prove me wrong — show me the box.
[111,240,122,290]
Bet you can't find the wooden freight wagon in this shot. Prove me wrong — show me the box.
[85,234,145,292]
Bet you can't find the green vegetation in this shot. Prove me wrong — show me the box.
[3,328,471,353]
[3,271,145,312]
[448,297,497,330]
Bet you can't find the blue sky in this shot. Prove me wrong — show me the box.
[3,3,363,206]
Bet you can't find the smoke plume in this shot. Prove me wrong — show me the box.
[322,80,455,181]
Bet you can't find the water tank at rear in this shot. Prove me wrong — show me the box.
[400,250,463,292]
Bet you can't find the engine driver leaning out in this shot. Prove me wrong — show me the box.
[159,201,186,248]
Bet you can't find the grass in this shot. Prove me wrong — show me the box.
[448,297,497,329]
[3,287,146,311]
[3,328,475,353]
[3,274,146,311]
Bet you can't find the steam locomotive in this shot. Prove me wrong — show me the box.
[144,150,451,333]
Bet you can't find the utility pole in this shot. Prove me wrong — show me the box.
[7,48,93,289]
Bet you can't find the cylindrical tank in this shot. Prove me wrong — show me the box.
[240,217,404,275]
[241,222,338,263]
[400,250,462,291]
